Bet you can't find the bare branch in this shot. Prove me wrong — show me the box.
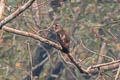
[3,26,120,76]
[115,64,120,80]
[3,26,89,75]
[2,26,62,51]
[66,53,89,74]
[87,60,120,75]
[97,42,106,64]
[0,0,35,29]
[80,38,114,61]
[0,0,6,20]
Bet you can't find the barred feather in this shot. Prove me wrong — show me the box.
[52,24,70,53]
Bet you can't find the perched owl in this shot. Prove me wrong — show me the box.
[52,24,70,53]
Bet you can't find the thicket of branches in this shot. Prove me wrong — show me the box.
[0,0,120,80]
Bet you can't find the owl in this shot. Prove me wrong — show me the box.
[52,24,70,53]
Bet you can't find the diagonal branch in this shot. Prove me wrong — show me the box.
[0,0,35,29]
[1,0,120,77]
[3,26,120,76]
[115,64,120,80]
[3,26,89,75]
[3,26,62,50]
[0,0,89,76]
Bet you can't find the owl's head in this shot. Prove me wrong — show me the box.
[52,24,62,32]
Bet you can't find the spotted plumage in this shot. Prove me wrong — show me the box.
[52,24,70,53]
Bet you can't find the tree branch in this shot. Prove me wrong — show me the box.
[0,0,5,20]
[88,60,120,75]
[2,26,62,50]
[1,0,120,77]
[0,0,35,29]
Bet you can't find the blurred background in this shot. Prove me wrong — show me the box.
[0,0,120,80]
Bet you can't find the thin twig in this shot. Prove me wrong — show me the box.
[97,42,106,64]
[59,52,79,80]
[32,56,49,71]
[66,53,89,74]
[108,29,118,40]
[27,42,33,80]
[80,38,114,61]
[0,0,35,28]
[39,44,53,67]
[90,60,120,68]
[115,64,120,80]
